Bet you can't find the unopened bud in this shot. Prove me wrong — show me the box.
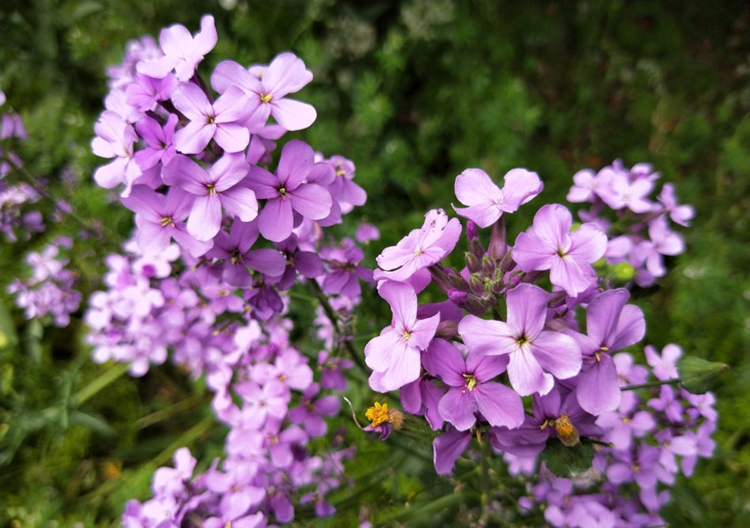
[488,217,507,260]
[447,289,468,304]
[481,255,496,276]
[678,356,728,394]
[466,220,479,242]
[468,273,484,295]
[500,250,516,273]
[465,252,481,273]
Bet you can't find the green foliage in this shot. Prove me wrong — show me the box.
[1,0,749,526]
[541,440,596,479]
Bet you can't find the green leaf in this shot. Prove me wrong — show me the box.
[69,410,119,438]
[541,439,595,478]
[0,301,18,350]
[23,319,44,363]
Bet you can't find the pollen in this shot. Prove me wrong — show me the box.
[366,402,391,426]
[402,330,411,341]
[160,216,174,227]
[462,373,478,391]
[206,184,216,195]
[555,413,580,447]
[278,186,288,198]
[260,93,272,103]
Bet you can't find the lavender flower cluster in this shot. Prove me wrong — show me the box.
[87,16,375,526]
[8,237,82,327]
[363,165,714,525]
[568,160,694,287]
[510,344,716,528]
[0,91,46,242]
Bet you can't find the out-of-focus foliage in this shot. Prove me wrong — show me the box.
[0,0,748,526]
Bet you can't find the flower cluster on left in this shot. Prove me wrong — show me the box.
[83,15,374,527]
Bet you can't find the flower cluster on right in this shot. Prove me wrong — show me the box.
[364,162,715,528]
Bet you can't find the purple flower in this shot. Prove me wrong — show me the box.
[566,168,612,203]
[246,140,332,242]
[432,429,472,475]
[321,239,372,299]
[172,84,250,154]
[322,155,367,214]
[211,53,316,132]
[133,113,177,171]
[648,385,684,423]
[289,383,340,438]
[453,168,542,228]
[355,222,380,244]
[632,215,685,278]
[644,343,682,381]
[136,15,217,81]
[91,110,141,193]
[163,153,257,241]
[207,220,286,286]
[422,339,523,430]
[376,209,462,282]
[566,288,645,415]
[459,283,581,396]
[598,169,653,213]
[126,72,178,112]
[365,281,439,392]
[595,391,655,450]
[400,376,445,431]
[513,204,607,297]
[658,183,694,226]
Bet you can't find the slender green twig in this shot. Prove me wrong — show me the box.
[308,280,368,374]
[71,362,130,407]
[621,378,680,391]
[479,430,492,517]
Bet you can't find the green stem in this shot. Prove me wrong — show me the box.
[309,280,368,374]
[71,362,130,407]
[479,432,492,518]
[621,378,680,391]
[136,394,204,429]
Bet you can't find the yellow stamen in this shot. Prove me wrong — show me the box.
[260,93,272,103]
[462,373,478,392]
[160,216,174,227]
[206,184,216,195]
[402,330,411,341]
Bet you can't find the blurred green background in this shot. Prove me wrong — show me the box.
[1,0,749,526]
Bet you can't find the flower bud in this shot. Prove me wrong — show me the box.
[468,272,484,295]
[481,255,496,276]
[465,252,481,273]
[447,289,468,304]
[488,216,507,260]
[678,356,728,394]
[500,249,516,273]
